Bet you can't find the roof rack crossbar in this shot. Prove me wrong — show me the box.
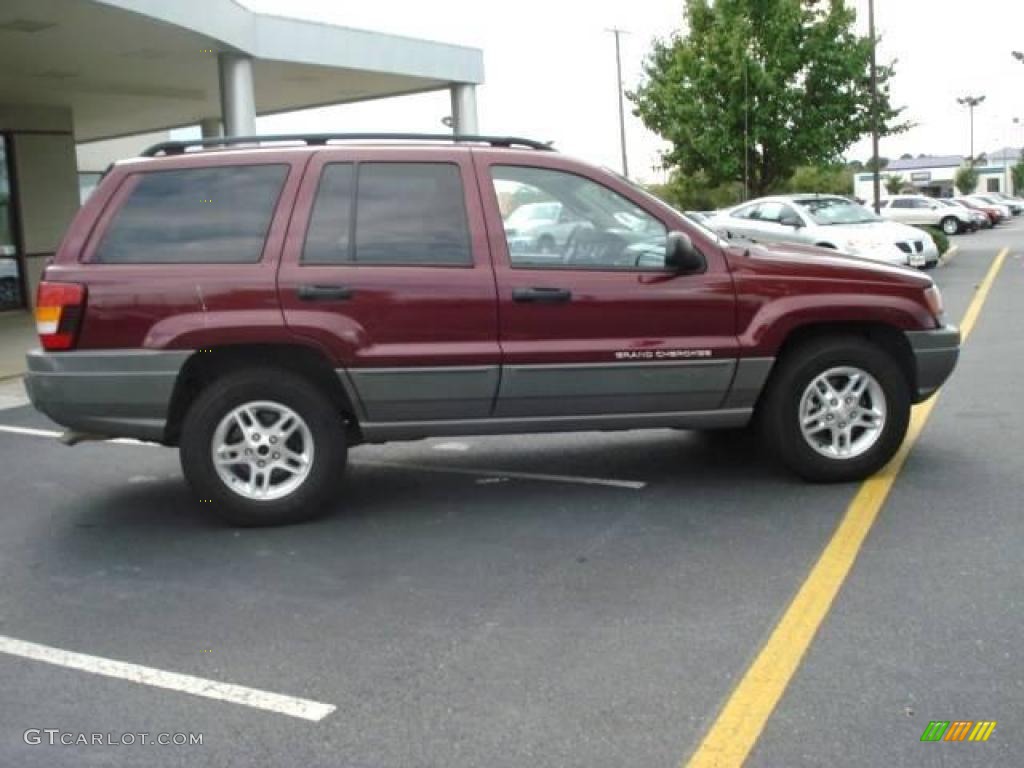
[141,133,554,157]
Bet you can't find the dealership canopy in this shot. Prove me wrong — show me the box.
[0,0,485,140]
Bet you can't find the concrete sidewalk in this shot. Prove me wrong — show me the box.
[0,310,35,379]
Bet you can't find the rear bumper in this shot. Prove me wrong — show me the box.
[905,325,960,403]
[24,349,190,442]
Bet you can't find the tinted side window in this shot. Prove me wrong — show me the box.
[891,199,912,209]
[354,163,471,266]
[302,163,354,264]
[95,165,288,263]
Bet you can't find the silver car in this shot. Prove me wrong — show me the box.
[708,194,939,268]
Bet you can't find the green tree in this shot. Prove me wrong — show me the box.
[884,174,904,194]
[631,0,907,196]
[955,165,979,196]
[786,165,853,195]
[1011,158,1024,194]
[646,171,744,211]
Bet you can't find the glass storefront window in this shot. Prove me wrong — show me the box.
[0,136,23,310]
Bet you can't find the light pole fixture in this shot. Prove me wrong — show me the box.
[607,28,629,178]
[957,95,986,163]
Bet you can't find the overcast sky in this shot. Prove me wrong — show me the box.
[238,0,1024,181]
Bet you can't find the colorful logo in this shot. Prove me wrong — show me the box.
[920,721,997,742]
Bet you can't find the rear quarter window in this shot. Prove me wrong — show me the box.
[93,164,288,263]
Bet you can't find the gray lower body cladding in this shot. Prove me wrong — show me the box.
[23,349,190,442]
[346,358,774,442]
[24,350,776,444]
[905,325,961,402]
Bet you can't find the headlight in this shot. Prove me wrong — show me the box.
[924,284,944,323]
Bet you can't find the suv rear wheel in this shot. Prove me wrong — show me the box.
[760,337,910,482]
[179,368,347,526]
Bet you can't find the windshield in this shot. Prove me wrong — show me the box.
[795,197,880,225]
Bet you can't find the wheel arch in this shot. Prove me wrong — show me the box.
[164,343,361,446]
[757,322,916,412]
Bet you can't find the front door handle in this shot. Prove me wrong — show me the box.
[512,287,573,304]
[297,284,354,301]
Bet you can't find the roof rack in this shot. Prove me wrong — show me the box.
[141,133,555,157]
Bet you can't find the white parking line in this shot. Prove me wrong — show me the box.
[0,424,645,489]
[0,634,335,721]
[354,459,646,490]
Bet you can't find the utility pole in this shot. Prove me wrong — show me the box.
[744,55,750,201]
[868,0,881,213]
[957,95,986,162]
[608,28,629,178]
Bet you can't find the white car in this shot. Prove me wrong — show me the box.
[877,195,972,235]
[935,198,986,230]
[708,195,939,268]
[503,201,586,254]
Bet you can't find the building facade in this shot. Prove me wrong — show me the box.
[853,153,1019,203]
[0,0,484,313]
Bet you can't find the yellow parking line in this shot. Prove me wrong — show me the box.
[940,244,959,266]
[684,247,1008,768]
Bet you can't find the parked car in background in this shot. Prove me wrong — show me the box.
[503,201,587,255]
[0,251,21,309]
[877,195,972,235]
[708,194,939,268]
[966,195,1013,220]
[954,197,1002,226]
[984,192,1024,215]
[934,199,985,230]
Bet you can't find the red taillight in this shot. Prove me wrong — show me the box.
[35,281,86,350]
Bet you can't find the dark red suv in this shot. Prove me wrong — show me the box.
[25,134,959,525]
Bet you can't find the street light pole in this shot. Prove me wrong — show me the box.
[744,56,749,201]
[956,95,986,163]
[608,28,629,178]
[868,0,881,213]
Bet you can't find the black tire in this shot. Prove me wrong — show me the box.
[940,216,960,236]
[179,367,347,526]
[759,336,911,482]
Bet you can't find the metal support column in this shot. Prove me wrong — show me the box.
[218,53,257,137]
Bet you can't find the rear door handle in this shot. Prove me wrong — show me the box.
[297,284,353,301]
[512,287,572,304]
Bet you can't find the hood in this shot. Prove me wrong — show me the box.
[726,241,932,288]
[815,219,931,243]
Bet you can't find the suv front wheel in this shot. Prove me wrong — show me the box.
[760,337,911,482]
[180,368,347,526]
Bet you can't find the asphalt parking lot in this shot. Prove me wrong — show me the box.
[1,224,1022,767]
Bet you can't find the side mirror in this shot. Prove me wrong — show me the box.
[665,231,706,273]
[779,215,803,228]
